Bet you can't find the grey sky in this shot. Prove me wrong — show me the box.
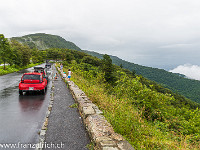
[1,0,200,71]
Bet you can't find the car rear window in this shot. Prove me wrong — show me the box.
[23,74,41,80]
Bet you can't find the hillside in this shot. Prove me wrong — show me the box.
[10,33,81,51]
[83,50,200,103]
[50,48,200,149]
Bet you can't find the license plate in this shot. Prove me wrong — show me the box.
[29,87,34,90]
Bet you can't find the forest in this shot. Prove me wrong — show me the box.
[84,50,200,104]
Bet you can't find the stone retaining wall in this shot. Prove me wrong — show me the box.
[59,68,135,150]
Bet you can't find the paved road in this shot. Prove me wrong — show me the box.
[44,66,90,150]
[0,64,52,150]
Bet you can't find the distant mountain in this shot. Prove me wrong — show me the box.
[10,33,81,51]
[83,50,200,103]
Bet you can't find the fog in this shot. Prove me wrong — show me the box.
[170,64,200,80]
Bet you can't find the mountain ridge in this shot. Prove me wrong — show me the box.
[10,33,81,51]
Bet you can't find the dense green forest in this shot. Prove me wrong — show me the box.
[10,33,200,104]
[47,48,200,149]
[84,50,200,104]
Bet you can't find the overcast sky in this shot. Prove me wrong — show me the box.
[1,0,200,74]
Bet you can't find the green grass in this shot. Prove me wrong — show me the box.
[0,63,41,76]
[69,103,78,108]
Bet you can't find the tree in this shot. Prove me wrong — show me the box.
[65,52,75,63]
[0,34,12,69]
[101,54,115,83]
[10,40,23,66]
[10,40,31,67]
[31,48,44,64]
[46,48,60,61]
[21,45,31,66]
[82,55,101,66]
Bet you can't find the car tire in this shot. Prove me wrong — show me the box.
[41,88,45,94]
[19,90,23,95]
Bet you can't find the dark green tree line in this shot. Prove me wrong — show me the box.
[0,34,12,69]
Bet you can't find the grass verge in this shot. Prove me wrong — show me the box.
[0,63,41,76]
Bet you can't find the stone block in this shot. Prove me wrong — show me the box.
[117,141,135,150]
[79,101,94,113]
[48,105,53,111]
[42,118,48,130]
[92,105,103,115]
[102,147,119,150]
[40,130,46,136]
[110,133,124,141]
[98,140,117,147]
[50,101,54,105]
[46,111,51,118]
[82,105,95,119]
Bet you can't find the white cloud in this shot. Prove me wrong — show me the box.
[170,64,200,80]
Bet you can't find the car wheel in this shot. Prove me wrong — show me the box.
[19,90,23,95]
[41,88,45,94]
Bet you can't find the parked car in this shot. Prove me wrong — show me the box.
[19,72,47,95]
[45,63,51,69]
[34,67,48,81]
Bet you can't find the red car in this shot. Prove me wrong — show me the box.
[19,72,47,95]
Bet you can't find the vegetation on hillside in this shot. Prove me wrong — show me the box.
[10,33,200,103]
[49,48,200,149]
[83,50,200,104]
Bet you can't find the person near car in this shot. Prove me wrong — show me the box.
[60,63,63,71]
[63,72,67,79]
[67,69,72,82]
[54,73,58,80]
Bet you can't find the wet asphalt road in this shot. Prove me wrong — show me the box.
[0,64,52,149]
